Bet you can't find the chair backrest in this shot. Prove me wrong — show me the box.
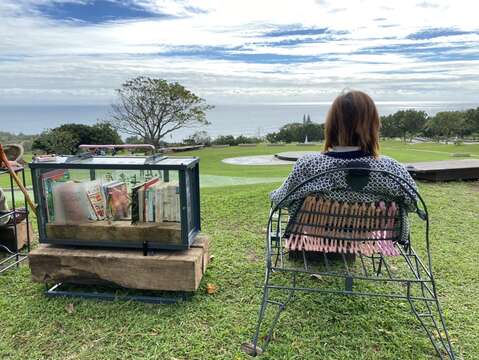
[285,196,401,256]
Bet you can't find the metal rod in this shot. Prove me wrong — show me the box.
[0,255,28,273]
[44,283,188,304]
[270,266,433,283]
[359,253,369,276]
[21,169,31,252]
[265,284,437,302]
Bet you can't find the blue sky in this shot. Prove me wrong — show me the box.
[0,0,478,105]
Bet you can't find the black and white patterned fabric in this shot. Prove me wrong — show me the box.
[270,151,418,243]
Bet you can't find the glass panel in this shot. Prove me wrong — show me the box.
[48,155,198,167]
[186,169,194,232]
[38,166,183,246]
[156,157,196,166]
[75,156,147,165]
[32,155,199,168]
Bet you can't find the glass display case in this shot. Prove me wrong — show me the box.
[30,154,200,250]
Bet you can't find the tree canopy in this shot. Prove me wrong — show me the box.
[109,77,213,148]
[32,123,122,154]
[266,121,324,143]
[380,107,479,142]
[380,110,428,142]
[425,111,466,141]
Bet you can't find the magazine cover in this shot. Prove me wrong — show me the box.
[85,180,106,220]
[105,182,130,220]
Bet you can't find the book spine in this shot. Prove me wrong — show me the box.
[131,188,139,224]
[159,187,166,222]
[139,188,144,222]
[147,188,154,222]
[175,187,181,222]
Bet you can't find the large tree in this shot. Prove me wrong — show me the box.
[394,110,428,142]
[109,77,213,148]
[266,122,324,143]
[464,107,479,136]
[380,114,402,139]
[425,111,465,142]
[32,129,80,155]
[32,123,122,154]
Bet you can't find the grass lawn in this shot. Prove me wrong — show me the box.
[0,141,478,359]
[179,140,479,179]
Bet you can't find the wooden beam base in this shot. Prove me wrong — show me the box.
[29,234,210,292]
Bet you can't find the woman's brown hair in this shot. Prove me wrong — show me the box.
[324,90,380,157]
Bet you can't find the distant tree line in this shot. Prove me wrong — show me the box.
[32,123,122,154]
[260,113,322,143]
[182,131,262,146]
[0,131,37,151]
[265,122,324,143]
[185,108,479,146]
[380,108,479,142]
[12,106,479,155]
[182,114,323,145]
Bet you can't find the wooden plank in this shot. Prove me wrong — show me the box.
[29,234,210,292]
[406,159,479,171]
[46,220,181,245]
[405,159,479,181]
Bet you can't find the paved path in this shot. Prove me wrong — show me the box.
[223,152,321,165]
[222,155,294,166]
[275,151,319,161]
[200,175,285,187]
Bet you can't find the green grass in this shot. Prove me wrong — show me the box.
[1,142,478,359]
[179,140,479,178]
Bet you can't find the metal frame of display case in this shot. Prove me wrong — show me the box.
[29,154,201,251]
[44,282,191,304]
[0,167,32,274]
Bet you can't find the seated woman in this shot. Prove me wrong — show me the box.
[271,90,417,245]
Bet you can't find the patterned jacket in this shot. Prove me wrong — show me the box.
[270,150,418,243]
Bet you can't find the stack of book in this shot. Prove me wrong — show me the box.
[42,173,180,225]
[45,178,130,224]
[131,178,181,224]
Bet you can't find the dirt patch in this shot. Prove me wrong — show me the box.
[246,249,260,262]
[468,181,479,192]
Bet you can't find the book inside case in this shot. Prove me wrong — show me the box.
[40,168,182,243]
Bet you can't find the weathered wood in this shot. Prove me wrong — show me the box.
[46,220,181,245]
[405,159,479,181]
[0,221,32,251]
[29,234,210,292]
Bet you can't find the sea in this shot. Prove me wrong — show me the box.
[0,102,477,141]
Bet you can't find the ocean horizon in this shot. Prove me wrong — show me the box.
[0,101,477,141]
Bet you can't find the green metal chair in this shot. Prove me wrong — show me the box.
[242,166,456,359]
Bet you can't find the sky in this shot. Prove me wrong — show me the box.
[0,0,478,106]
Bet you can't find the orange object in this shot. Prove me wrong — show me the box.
[0,144,37,212]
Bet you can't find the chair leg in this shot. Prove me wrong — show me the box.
[406,280,456,359]
[397,243,456,358]
[243,272,297,356]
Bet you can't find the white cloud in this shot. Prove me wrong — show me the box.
[0,0,478,106]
